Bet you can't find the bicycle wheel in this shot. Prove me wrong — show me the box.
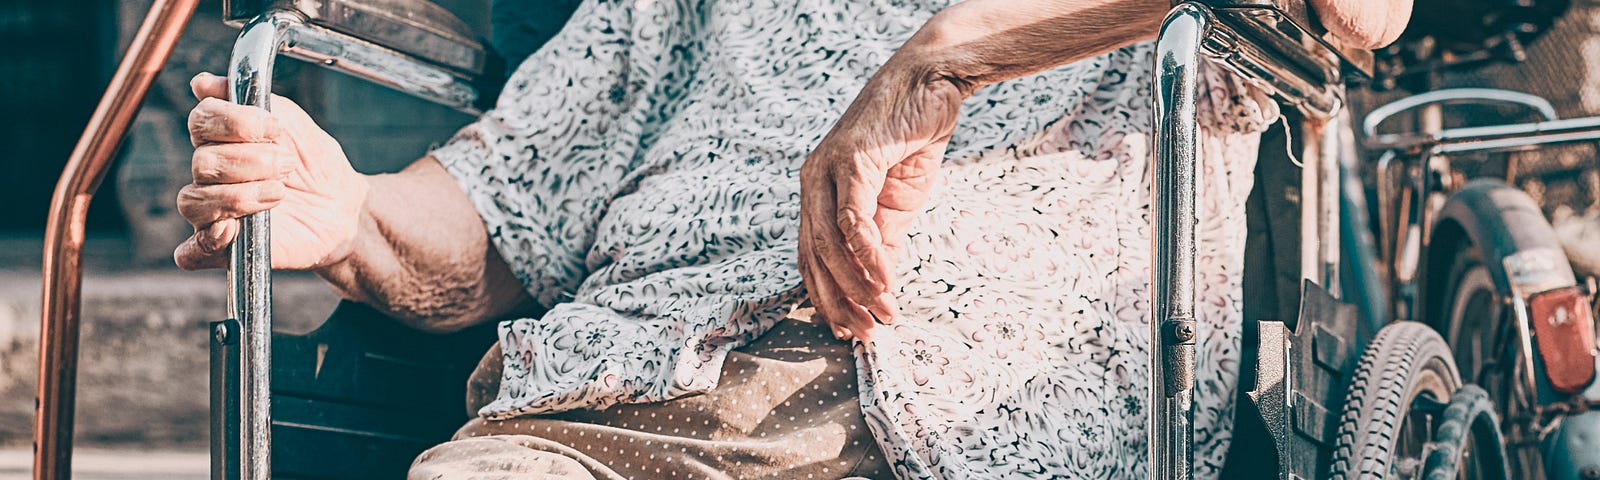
[1421,384,1512,480]
[1436,246,1543,478]
[1330,321,1462,479]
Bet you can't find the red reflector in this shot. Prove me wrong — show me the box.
[1529,286,1598,394]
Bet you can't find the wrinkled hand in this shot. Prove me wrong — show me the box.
[174,72,369,271]
[799,58,970,341]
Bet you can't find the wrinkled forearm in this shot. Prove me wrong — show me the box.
[900,0,1170,92]
[314,157,532,333]
[900,0,1412,93]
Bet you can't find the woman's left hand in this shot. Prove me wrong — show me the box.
[799,55,971,342]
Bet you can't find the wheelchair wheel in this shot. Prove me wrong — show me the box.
[1330,321,1463,479]
[1421,384,1511,480]
[1436,247,1543,477]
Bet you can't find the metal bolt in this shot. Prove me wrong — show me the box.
[214,322,231,345]
[1170,321,1196,343]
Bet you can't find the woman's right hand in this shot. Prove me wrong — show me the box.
[174,72,370,271]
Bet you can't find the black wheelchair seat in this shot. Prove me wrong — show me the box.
[269,301,496,479]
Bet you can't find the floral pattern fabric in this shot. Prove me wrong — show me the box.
[428,0,1279,477]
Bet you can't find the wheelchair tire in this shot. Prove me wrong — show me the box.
[1422,385,1512,480]
[1330,321,1462,480]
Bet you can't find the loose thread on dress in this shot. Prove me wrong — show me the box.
[1278,113,1302,168]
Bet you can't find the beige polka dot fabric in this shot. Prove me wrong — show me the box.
[410,318,891,480]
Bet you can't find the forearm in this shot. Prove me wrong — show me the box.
[315,157,532,332]
[902,0,1169,93]
[901,0,1412,93]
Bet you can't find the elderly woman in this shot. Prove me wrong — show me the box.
[177,0,1407,478]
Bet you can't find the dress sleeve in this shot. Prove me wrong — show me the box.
[428,0,646,307]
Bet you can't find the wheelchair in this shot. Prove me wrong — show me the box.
[28,0,1600,478]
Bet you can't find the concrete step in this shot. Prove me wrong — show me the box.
[0,447,205,480]
[0,258,340,449]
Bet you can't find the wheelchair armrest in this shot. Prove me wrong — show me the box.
[1195,0,1374,78]
[270,301,498,479]
[223,0,487,79]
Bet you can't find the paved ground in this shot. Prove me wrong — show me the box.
[0,448,206,480]
[0,234,341,452]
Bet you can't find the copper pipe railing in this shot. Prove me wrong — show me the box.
[35,0,200,478]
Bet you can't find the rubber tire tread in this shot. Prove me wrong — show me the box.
[1422,384,1510,480]
[1329,321,1461,480]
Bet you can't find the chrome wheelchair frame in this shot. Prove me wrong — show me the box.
[1149,1,1370,477]
[35,0,1599,478]
[33,1,493,478]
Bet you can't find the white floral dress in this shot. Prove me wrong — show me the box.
[428,0,1279,477]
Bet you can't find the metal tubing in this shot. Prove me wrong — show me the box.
[219,11,296,480]
[35,0,200,478]
[1432,116,1600,155]
[1197,18,1341,118]
[1319,114,1345,292]
[1361,88,1560,137]
[1369,116,1600,155]
[277,21,481,113]
[1150,4,1208,479]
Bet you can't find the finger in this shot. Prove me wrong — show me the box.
[808,252,876,342]
[877,144,944,241]
[798,232,845,339]
[799,246,855,340]
[806,164,893,315]
[190,72,228,102]
[173,220,237,271]
[192,142,294,185]
[819,267,876,342]
[175,180,287,227]
[189,97,283,146]
[871,291,899,325]
[190,72,332,156]
[833,170,898,320]
[875,209,917,254]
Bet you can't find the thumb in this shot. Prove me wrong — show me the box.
[190,72,228,101]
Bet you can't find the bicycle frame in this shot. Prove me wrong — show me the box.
[1364,87,1600,474]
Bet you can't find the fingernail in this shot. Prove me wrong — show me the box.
[874,292,899,324]
[203,222,228,251]
[833,327,848,340]
[190,73,215,91]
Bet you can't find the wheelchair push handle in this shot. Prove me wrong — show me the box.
[212,11,300,480]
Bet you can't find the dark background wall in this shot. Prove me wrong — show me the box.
[1,0,121,232]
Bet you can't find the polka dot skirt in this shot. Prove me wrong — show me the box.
[410,318,890,479]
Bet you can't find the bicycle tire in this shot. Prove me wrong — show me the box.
[1330,321,1462,479]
